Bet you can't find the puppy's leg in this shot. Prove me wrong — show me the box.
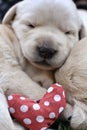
[0,92,15,130]
[70,102,87,130]
[60,103,73,121]
[62,101,87,130]
[5,69,46,100]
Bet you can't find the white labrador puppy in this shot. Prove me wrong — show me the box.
[0,0,86,129]
[55,37,87,130]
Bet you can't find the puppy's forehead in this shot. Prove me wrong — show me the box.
[18,0,76,14]
[17,0,79,26]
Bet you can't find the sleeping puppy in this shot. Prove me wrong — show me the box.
[0,0,87,129]
[55,37,87,130]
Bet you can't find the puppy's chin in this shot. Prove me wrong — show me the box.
[30,61,55,70]
[30,59,64,70]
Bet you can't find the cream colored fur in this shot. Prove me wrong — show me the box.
[0,0,86,129]
[55,38,87,130]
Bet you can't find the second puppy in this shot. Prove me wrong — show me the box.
[55,37,87,130]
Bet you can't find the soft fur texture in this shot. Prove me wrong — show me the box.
[0,0,86,129]
[55,38,87,130]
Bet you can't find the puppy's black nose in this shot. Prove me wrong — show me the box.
[37,46,57,59]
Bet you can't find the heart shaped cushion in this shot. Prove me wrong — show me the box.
[7,83,66,130]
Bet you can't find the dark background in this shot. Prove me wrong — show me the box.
[0,0,87,22]
[0,0,21,21]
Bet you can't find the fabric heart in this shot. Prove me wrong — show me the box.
[7,83,66,130]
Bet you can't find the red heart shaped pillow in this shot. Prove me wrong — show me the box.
[7,83,66,130]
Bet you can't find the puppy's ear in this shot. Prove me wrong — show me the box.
[79,24,87,39]
[2,4,17,24]
[78,10,87,39]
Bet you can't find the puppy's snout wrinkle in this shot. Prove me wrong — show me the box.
[37,46,57,59]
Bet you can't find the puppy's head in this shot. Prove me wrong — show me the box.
[3,0,86,70]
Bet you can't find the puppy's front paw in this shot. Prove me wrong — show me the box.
[60,103,73,121]
[70,105,86,130]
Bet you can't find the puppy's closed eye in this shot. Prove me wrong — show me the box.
[28,24,35,28]
[65,30,76,38]
[65,31,74,35]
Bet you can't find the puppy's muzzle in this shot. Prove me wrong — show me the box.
[34,41,58,68]
[37,46,57,59]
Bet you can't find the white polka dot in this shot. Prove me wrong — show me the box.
[40,127,47,130]
[59,107,64,113]
[54,95,61,102]
[33,104,40,110]
[20,97,26,100]
[8,95,13,100]
[23,118,31,125]
[63,91,65,98]
[36,116,44,123]
[55,83,62,87]
[9,107,15,113]
[20,105,28,112]
[44,101,50,106]
[49,112,56,119]
[47,87,53,93]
